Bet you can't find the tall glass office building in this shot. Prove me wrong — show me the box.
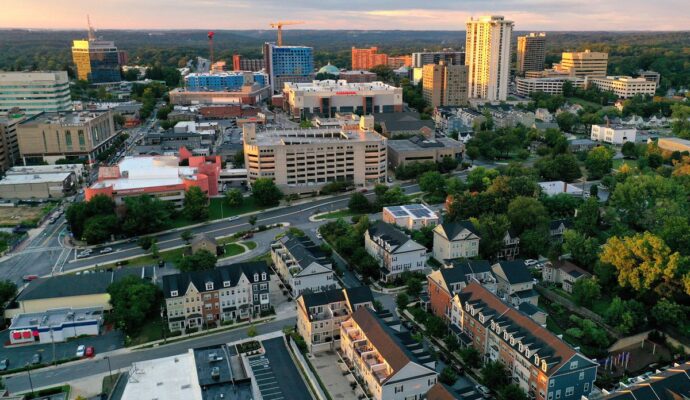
[0,71,71,115]
[72,39,121,83]
[263,43,314,92]
[184,72,268,91]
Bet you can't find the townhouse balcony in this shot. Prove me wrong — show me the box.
[354,342,374,356]
[371,365,389,384]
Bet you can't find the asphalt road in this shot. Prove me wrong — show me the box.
[4,316,296,394]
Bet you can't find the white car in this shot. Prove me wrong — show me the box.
[99,247,113,254]
[525,259,539,267]
[76,345,85,357]
[316,233,322,240]
[228,216,240,221]
[476,385,491,398]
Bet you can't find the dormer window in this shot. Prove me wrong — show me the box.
[261,272,267,281]
[510,337,515,346]
[223,281,231,288]
[465,303,470,311]
[519,343,524,352]
[254,273,259,282]
[534,355,540,366]
[205,282,214,291]
[170,290,178,297]
[526,349,531,358]
[479,314,485,323]
[541,361,548,373]
[504,332,508,340]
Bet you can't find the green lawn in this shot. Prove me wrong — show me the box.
[128,317,170,347]
[170,197,267,228]
[222,243,245,257]
[567,97,604,109]
[314,209,361,220]
[244,241,257,250]
[98,247,187,269]
[101,372,123,396]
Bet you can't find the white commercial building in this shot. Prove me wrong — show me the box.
[364,221,427,282]
[516,76,585,97]
[465,15,514,101]
[585,76,657,99]
[9,307,102,345]
[539,181,584,196]
[591,124,637,145]
[382,204,439,230]
[121,352,203,400]
[283,80,403,118]
[0,71,71,115]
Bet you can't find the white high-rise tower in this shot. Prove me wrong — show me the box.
[465,15,514,101]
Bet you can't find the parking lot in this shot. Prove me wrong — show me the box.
[0,329,123,371]
[309,351,361,400]
[246,337,311,400]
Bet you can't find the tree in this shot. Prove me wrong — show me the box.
[439,367,457,385]
[418,171,446,200]
[471,213,511,260]
[150,240,159,259]
[83,214,119,244]
[138,236,154,251]
[541,193,582,219]
[444,334,459,353]
[184,186,209,221]
[601,232,684,296]
[621,141,638,158]
[425,315,447,338]
[520,227,551,258]
[406,277,423,298]
[233,149,245,168]
[225,189,243,208]
[348,192,371,213]
[247,324,257,337]
[585,146,614,179]
[107,276,160,334]
[481,360,509,388]
[438,156,459,173]
[572,277,601,307]
[121,195,173,236]
[562,230,600,268]
[248,215,257,227]
[498,385,528,400]
[251,178,282,206]
[556,112,578,133]
[180,231,193,244]
[605,297,646,334]
[507,197,549,235]
[459,347,481,369]
[574,197,600,237]
[466,146,480,164]
[177,249,218,272]
[671,104,690,139]
[0,280,17,306]
[396,293,409,310]
[651,298,685,328]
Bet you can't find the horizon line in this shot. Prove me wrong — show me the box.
[1,27,689,33]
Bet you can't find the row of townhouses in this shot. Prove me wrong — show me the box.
[162,261,271,332]
[271,233,339,297]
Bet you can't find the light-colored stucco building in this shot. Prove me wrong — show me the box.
[590,124,636,145]
[432,221,480,261]
[465,15,514,101]
[364,221,427,282]
[0,72,71,115]
[585,76,657,99]
[554,50,609,77]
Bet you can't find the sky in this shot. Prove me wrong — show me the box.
[1,0,689,31]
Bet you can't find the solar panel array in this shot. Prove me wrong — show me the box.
[386,204,435,219]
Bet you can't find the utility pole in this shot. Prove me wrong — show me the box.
[104,356,113,385]
[26,364,35,396]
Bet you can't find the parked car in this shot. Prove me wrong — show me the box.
[228,216,240,221]
[99,247,113,254]
[242,232,254,239]
[85,346,95,358]
[476,385,491,398]
[0,359,8,371]
[525,259,539,267]
[76,345,85,357]
[22,275,39,282]
[31,353,41,365]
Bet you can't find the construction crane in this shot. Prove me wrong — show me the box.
[269,21,305,46]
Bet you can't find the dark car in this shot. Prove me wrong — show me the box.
[31,353,41,365]
[0,359,8,371]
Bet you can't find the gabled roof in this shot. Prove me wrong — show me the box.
[162,261,269,299]
[344,286,374,306]
[351,307,434,378]
[549,218,573,231]
[492,260,532,285]
[427,383,484,400]
[459,282,596,376]
[551,260,591,279]
[17,267,154,302]
[367,221,417,252]
[438,260,491,291]
[435,220,479,241]
[190,233,217,247]
[278,234,329,269]
[301,289,345,310]
[603,362,690,399]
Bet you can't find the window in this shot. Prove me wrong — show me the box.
[579,372,584,380]
[583,383,589,392]
[205,282,214,290]
[555,389,561,399]
[223,281,231,288]
[170,290,178,297]
[549,380,554,388]
[261,272,267,280]
[254,273,259,282]
[570,361,578,370]
[260,283,267,291]
[565,387,574,397]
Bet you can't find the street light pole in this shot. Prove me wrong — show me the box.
[104,356,113,385]
[26,364,35,396]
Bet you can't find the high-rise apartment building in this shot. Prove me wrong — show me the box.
[554,50,608,77]
[351,47,389,70]
[242,117,387,194]
[465,15,514,101]
[72,26,121,83]
[387,55,413,69]
[422,61,469,108]
[516,33,546,75]
[0,72,71,115]
[263,43,314,92]
[0,114,25,171]
[412,51,465,68]
[17,110,117,164]
[184,71,268,91]
[232,54,265,72]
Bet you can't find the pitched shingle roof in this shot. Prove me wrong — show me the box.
[279,234,329,269]
[603,362,690,399]
[301,289,345,310]
[162,261,269,299]
[552,260,591,279]
[493,260,533,284]
[549,218,573,231]
[437,220,479,240]
[367,221,412,250]
[344,286,374,306]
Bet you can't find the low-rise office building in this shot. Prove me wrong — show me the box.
[516,76,585,97]
[296,286,374,353]
[491,260,538,306]
[283,80,403,119]
[0,113,25,172]
[162,261,270,332]
[387,136,463,168]
[382,204,438,230]
[0,171,76,199]
[0,71,71,115]
[364,221,427,282]
[585,76,657,99]
[86,149,221,208]
[591,124,636,145]
[17,110,117,165]
[432,221,480,261]
[9,307,103,345]
[168,84,271,106]
[242,119,387,194]
[271,233,339,297]
[340,307,438,400]
[452,282,598,400]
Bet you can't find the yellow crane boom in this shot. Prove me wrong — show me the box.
[269,21,305,46]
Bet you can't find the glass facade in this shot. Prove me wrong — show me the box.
[184,72,268,91]
[72,40,121,83]
[272,47,313,77]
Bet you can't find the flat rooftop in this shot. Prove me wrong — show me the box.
[121,353,202,400]
[11,307,103,329]
[91,156,199,191]
[285,79,399,93]
[7,164,82,175]
[388,136,462,151]
[384,204,438,220]
[0,172,72,185]
[250,126,385,146]
[20,111,108,126]
[246,337,312,400]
